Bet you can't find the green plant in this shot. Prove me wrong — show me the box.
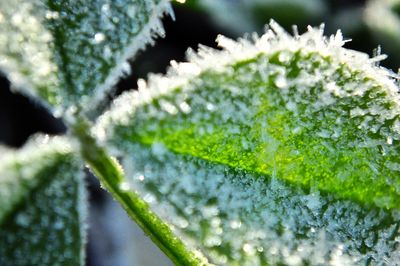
[1,0,400,265]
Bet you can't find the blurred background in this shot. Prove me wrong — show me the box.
[1,0,399,265]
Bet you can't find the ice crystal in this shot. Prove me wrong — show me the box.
[0,0,172,113]
[95,22,400,264]
[0,136,86,265]
[0,135,72,222]
[0,1,58,107]
[120,143,400,265]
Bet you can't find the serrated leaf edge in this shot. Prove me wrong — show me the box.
[0,0,173,117]
[95,20,400,147]
[81,0,174,117]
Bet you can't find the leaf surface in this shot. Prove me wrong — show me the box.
[95,22,400,264]
[0,0,172,112]
[0,136,86,266]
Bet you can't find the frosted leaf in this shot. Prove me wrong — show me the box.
[364,0,400,64]
[95,22,400,264]
[196,0,326,35]
[116,144,400,265]
[0,135,87,265]
[0,135,71,222]
[0,0,172,113]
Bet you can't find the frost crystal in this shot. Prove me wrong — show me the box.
[121,144,399,265]
[0,0,172,113]
[0,136,86,265]
[96,22,400,264]
[0,1,58,107]
[0,135,72,222]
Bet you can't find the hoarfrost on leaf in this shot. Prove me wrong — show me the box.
[95,21,400,264]
[0,0,172,114]
[0,135,72,223]
[0,135,87,265]
[115,143,400,265]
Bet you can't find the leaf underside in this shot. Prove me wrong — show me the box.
[0,136,86,266]
[0,0,171,112]
[96,23,400,264]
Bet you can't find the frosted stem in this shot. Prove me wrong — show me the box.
[70,114,202,266]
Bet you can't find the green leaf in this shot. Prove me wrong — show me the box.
[71,116,204,266]
[0,136,87,266]
[0,0,172,113]
[94,22,400,264]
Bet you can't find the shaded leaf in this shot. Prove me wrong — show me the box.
[95,22,400,264]
[0,0,172,113]
[0,136,87,266]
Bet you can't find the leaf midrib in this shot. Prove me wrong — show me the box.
[125,134,399,212]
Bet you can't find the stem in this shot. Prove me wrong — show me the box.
[70,115,202,266]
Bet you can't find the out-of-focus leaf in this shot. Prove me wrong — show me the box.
[194,0,326,35]
[0,136,87,266]
[365,0,400,65]
[95,22,400,264]
[0,0,172,113]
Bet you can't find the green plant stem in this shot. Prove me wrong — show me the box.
[70,115,202,266]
